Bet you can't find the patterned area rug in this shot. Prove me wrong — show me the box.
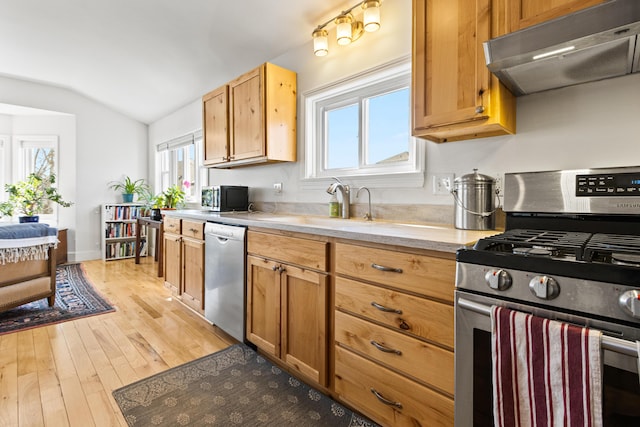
[113,344,379,426]
[0,263,114,335]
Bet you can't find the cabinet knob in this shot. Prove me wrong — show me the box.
[475,106,485,114]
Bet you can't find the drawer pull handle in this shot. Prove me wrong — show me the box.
[371,301,403,315]
[370,340,402,355]
[371,263,403,274]
[370,388,403,409]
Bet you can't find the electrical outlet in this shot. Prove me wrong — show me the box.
[273,182,283,194]
[432,173,454,195]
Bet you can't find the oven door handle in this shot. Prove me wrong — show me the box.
[457,297,639,358]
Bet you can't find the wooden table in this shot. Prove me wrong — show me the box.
[135,217,163,277]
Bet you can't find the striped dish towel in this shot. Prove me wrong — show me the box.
[491,306,603,427]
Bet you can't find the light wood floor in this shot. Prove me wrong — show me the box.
[0,257,233,427]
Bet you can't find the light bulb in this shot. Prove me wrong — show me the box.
[335,15,353,46]
[362,0,381,32]
[312,29,328,56]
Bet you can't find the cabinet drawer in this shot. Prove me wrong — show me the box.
[181,220,204,240]
[335,346,453,427]
[247,231,328,271]
[335,277,453,348]
[335,311,453,394]
[335,243,455,303]
[163,217,181,234]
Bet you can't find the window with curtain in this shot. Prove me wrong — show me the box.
[156,130,207,203]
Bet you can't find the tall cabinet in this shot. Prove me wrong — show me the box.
[202,62,297,168]
[102,203,146,261]
[412,0,515,143]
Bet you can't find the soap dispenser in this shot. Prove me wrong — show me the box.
[329,193,339,218]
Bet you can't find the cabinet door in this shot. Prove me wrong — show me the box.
[163,233,182,294]
[412,0,515,142]
[507,0,605,32]
[281,264,328,386]
[202,85,229,165]
[246,255,280,357]
[413,0,489,132]
[181,237,204,312]
[229,66,265,162]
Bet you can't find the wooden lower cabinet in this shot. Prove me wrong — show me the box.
[181,236,205,312]
[335,346,454,427]
[162,217,205,314]
[333,241,456,426]
[163,231,182,294]
[246,230,329,387]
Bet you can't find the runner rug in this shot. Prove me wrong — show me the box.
[0,263,114,335]
[113,343,380,426]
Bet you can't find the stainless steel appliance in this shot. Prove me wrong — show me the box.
[455,166,640,426]
[483,0,640,96]
[204,222,246,342]
[201,185,249,212]
[451,169,499,230]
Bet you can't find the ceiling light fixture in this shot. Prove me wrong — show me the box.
[311,0,382,56]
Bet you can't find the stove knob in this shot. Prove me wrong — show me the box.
[529,275,560,300]
[485,269,512,291]
[618,290,640,319]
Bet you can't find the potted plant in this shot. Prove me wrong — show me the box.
[161,185,186,209]
[108,176,150,203]
[0,173,73,222]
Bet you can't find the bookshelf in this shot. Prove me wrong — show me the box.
[102,203,148,261]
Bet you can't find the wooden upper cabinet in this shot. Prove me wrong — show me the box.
[412,0,516,143]
[202,85,229,166]
[507,0,606,32]
[202,62,297,168]
[230,67,264,162]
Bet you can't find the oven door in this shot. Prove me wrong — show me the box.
[455,291,640,427]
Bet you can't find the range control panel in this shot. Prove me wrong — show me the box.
[576,172,640,196]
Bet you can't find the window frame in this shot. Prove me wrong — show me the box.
[302,56,424,189]
[12,135,60,222]
[0,135,7,203]
[156,131,207,204]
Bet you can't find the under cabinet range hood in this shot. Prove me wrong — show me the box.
[483,0,640,96]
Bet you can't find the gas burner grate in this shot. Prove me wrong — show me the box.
[584,234,640,265]
[474,229,592,259]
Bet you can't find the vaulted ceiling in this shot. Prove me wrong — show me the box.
[0,0,351,124]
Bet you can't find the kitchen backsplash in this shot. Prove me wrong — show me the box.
[250,201,505,230]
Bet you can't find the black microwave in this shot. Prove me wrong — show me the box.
[201,186,249,212]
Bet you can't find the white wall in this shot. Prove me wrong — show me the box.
[0,76,148,261]
[151,0,640,218]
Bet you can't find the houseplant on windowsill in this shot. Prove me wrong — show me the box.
[108,176,150,203]
[0,173,73,223]
[160,185,186,210]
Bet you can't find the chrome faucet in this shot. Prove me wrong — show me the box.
[356,187,373,221]
[326,177,350,219]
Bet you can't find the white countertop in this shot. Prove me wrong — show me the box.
[163,210,501,253]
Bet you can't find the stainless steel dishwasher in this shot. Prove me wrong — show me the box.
[204,222,246,342]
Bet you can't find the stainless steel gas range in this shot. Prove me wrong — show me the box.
[454,166,640,426]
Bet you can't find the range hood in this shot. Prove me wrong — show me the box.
[483,0,640,96]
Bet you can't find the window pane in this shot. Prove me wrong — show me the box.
[326,104,359,169]
[175,148,185,189]
[183,145,196,199]
[367,88,410,165]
